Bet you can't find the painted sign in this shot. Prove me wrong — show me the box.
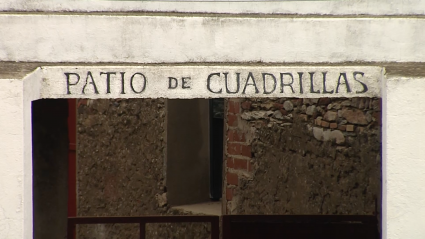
[40,66,382,99]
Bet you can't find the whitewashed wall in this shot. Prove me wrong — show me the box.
[1,15,425,63]
[383,77,425,239]
[1,1,425,238]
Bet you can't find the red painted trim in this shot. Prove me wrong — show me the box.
[67,99,77,238]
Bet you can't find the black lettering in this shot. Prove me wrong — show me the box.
[353,71,368,94]
[224,72,240,94]
[298,72,304,94]
[82,71,99,94]
[120,72,126,94]
[168,77,178,89]
[130,73,147,93]
[100,72,116,94]
[280,73,295,93]
[242,72,259,94]
[65,73,80,95]
[262,73,276,94]
[182,77,191,89]
[322,72,334,94]
[336,73,352,93]
[207,73,222,94]
[309,72,320,94]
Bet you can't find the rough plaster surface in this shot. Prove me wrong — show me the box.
[0,0,425,15]
[383,77,425,239]
[41,66,382,98]
[1,15,425,63]
[0,79,25,239]
[77,98,210,238]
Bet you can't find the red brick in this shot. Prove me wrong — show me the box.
[228,101,240,114]
[330,123,338,129]
[227,172,239,186]
[321,121,330,128]
[373,111,381,126]
[233,158,248,170]
[248,162,253,172]
[346,125,354,132]
[227,143,251,158]
[226,158,234,168]
[273,103,283,109]
[77,99,88,108]
[279,109,288,116]
[226,188,233,201]
[241,145,252,158]
[228,129,246,142]
[318,97,331,106]
[227,114,238,127]
[241,101,252,110]
[290,99,301,107]
[227,157,247,170]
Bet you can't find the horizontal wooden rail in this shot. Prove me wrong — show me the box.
[68,215,219,239]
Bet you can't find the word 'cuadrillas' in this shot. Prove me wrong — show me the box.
[206,71,368,95]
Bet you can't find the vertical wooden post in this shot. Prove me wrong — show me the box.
[139,222,146,239]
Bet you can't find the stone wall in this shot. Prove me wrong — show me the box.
[77,99,211,239]
[224,97,381,215]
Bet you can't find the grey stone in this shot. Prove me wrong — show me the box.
[365,112,373,123]
[332,103,342,110]
[323,111,338,122]
[260,102,274,110]
[317,107,325,114]
[301,105,307,113]
[312,127,323,141]
[273,110,284,119]
[330,130,345,145]
[283,101,294,111]
[323,129,332,141]
[241,111,274,120]
[306,106,316,116]
[156,193,168,207]
[341,109,368,125]
[342,100,351,106]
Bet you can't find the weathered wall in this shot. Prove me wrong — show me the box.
[225,97,381,215]
[77,98,211,238]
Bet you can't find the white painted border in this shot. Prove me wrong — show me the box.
[40,66,382,99]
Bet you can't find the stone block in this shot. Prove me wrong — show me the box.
[323,111,338,122]
[306,105,316,116]
[330,130,345,145]
[283,100,294,111]
[321,121,330,128]
[341,109,368,125]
